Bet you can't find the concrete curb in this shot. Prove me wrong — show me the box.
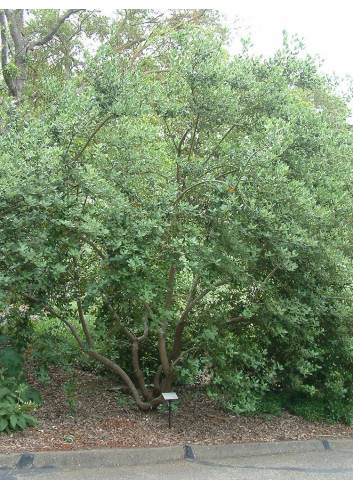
[189,439,329,460]
[0,439,352,471]
[0,446,185,470]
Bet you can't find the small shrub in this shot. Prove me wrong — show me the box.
[253,390,353,425]
[62,376,79,414]
[115,390,136,410]
[63,434,75,443]
[287,393,353,425]
[0,371,40,433]
[0,336,42,433]
[157,401,179,413]
[253,392,285,417]
[35,366,51,385]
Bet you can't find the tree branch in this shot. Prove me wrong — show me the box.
[324,296,353,303]
[178,128,190,157]
[4,10,24,55]
[73,114,114,163]
[162,263,176,332]
[224,316,253,325]
[176,127,191,186]
[170,279,230,361]
[77,300,94,348]
[186,273,201,306]
[18,292,86,350]
[0,12,15,96]
[73,256,94,348]
[253,264,280,301]
[104,298,151,401]
[203,122,240,167]
[17,292,154,409]
[0,12,9,68]
[104,301,137,342]
[26,10,84,51]
[231,143,270,192]
[86,349,151,410]
[137,317,149,342]
[180,279,230,324]
[80,236,107,260]
[188,113,200,161]
[173,179,226,207]
[170,346,198,369]
[158,263,176,377]
[132,338,152,401]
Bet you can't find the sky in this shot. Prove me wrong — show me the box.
[223,1,353,83]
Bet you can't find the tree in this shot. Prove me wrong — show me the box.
[1,18,352,418]
[0,9,83,99]
[0,9,225,101]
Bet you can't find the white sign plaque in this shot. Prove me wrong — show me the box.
[162,392,178,401]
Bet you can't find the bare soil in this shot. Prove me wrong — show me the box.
[1,366,352,455]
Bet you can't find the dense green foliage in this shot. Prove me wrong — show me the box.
[0,10,352,421]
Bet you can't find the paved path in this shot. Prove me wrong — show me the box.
[0,439,352,480]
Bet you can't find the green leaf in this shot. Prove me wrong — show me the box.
[10,413,18,429]
[21,414,38,427]
[0,387,11,399]
[0,417,9,432]
[15,416,27,430]
[0,402,15,409]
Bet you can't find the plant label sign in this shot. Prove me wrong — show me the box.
[162,392,178,401]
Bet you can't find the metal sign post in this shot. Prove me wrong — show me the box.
[162,392,178,429]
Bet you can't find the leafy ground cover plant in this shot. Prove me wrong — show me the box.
[0,336,42,433]
[0,374,40,433]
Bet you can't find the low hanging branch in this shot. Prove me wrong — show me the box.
[17,292,87,351]
[104,299,153,402]
[18,290,155,410]
[170,346,198,370]
[157,263,176,379]
[224,316,254,325]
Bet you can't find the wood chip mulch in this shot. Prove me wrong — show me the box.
[1,366,352,454]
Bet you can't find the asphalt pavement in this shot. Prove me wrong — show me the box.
[0,439,352,480]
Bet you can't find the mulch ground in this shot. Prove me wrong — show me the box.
[1,366,352,454]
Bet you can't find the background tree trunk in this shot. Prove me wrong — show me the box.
[0,10,26,99]
[0,9,82,99]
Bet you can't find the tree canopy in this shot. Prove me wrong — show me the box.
[1,9,352,421]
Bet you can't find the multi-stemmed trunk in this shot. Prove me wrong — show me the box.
[19,257,232,410]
